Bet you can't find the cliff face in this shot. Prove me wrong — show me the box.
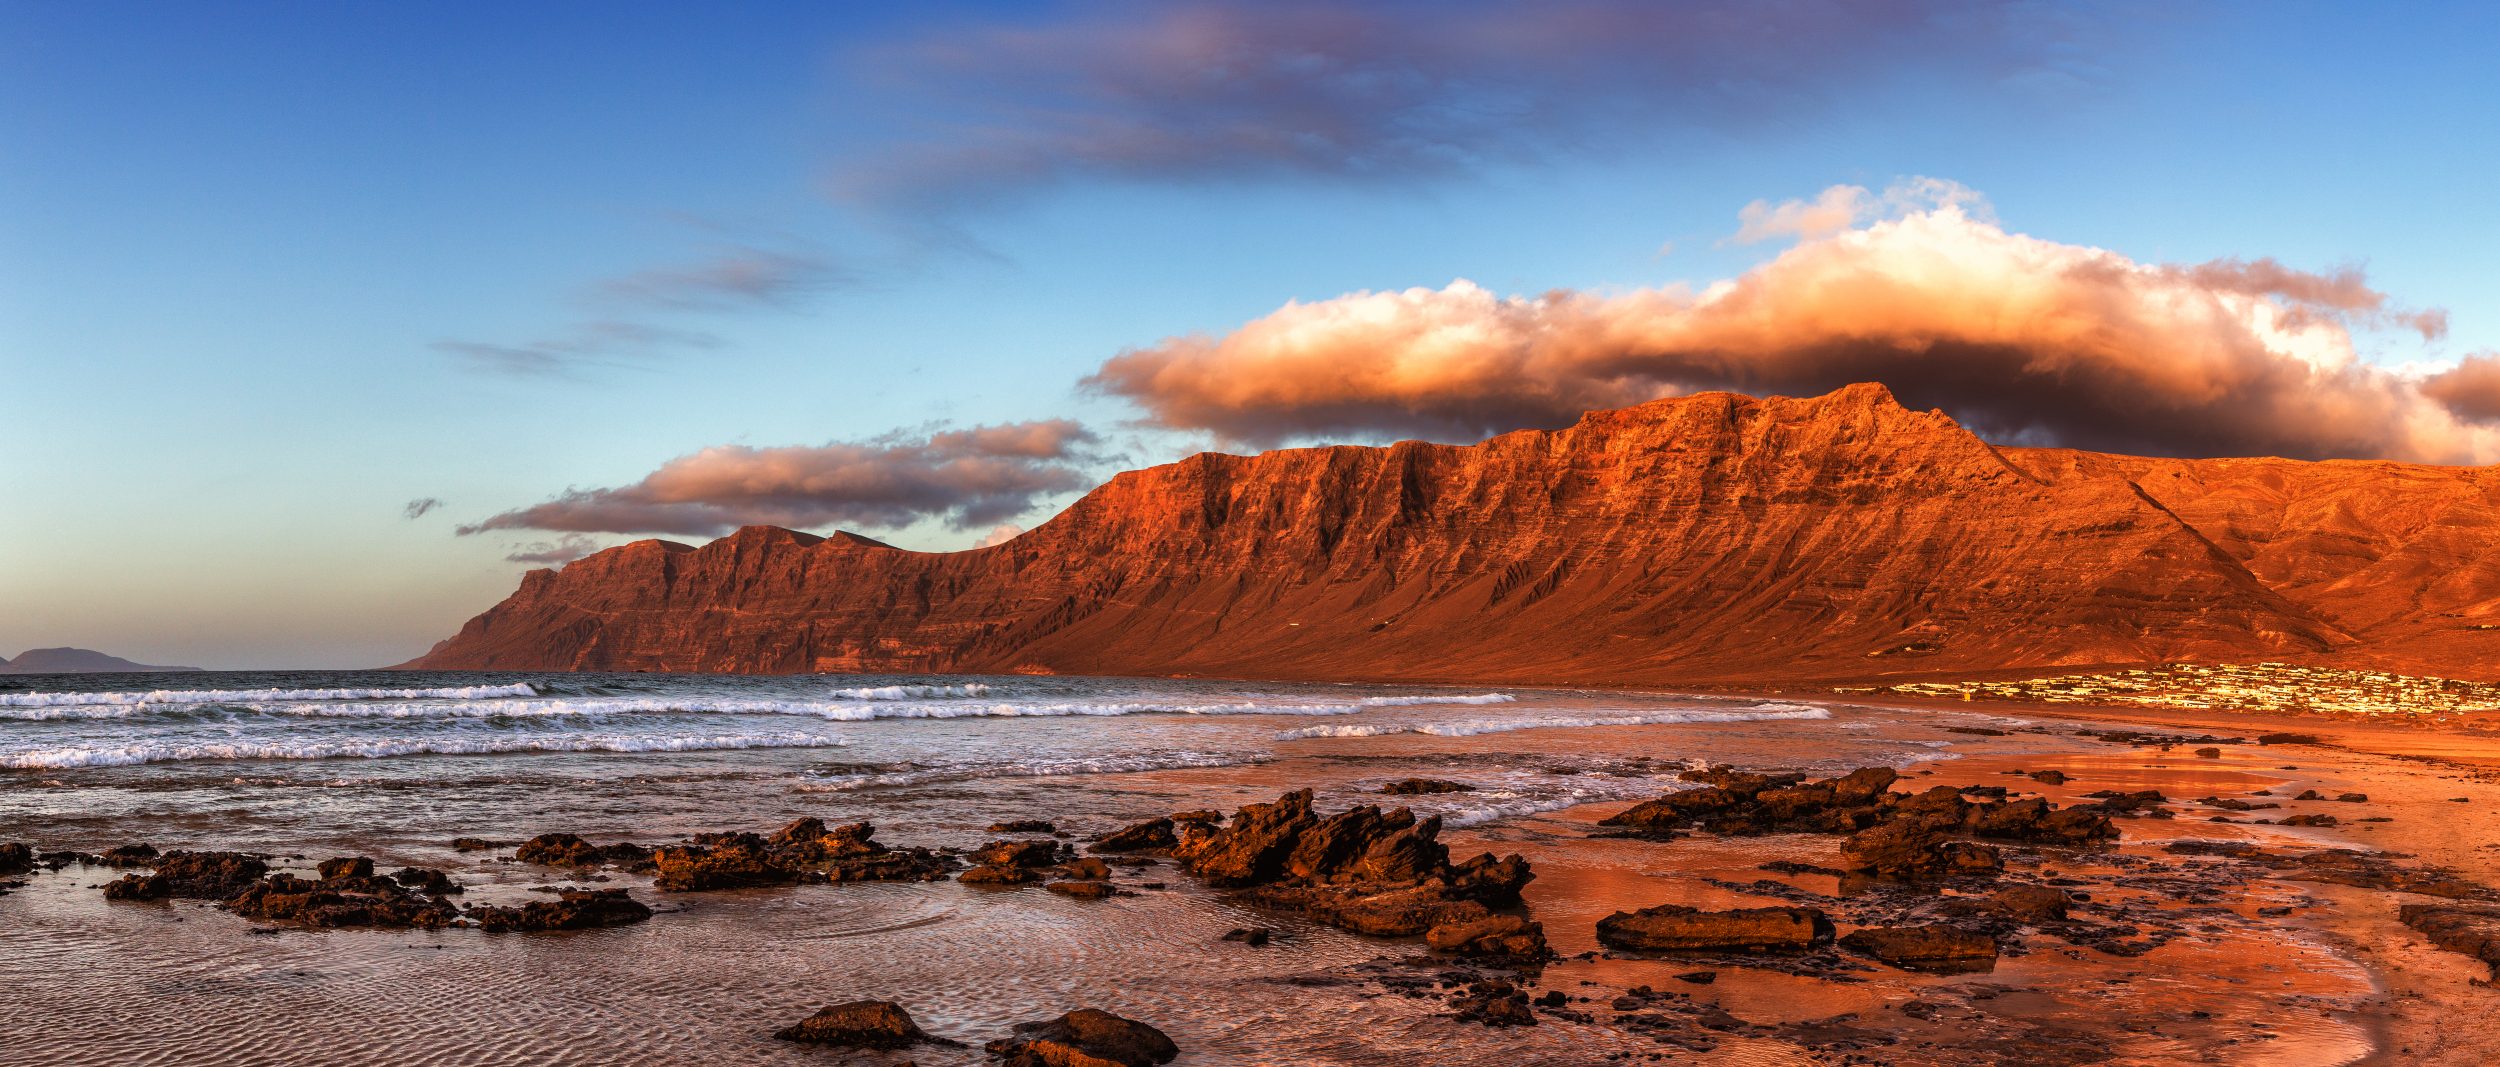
[405,384,2500,684]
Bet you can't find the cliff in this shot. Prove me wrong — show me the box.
[403,384,2500,683]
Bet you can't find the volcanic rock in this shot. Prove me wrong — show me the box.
[1596,905,1835,954]
[1840,925,2000,971]
[226,872,463,929]
[1986,885,2073,923]
[0,842,32,875]
[775,1000,943,1049]
[1448,980,1537,1027]
[1383,779,1476,795]
[990,820,1059,834]
[986,1008,1177,1067]
[317,857,373,880]
[1425,913,1550,959]
[391,867,463,895]
[652,834,791,892]
[99,844,159,868]
[467,889,652,932]
[514,833,651,869]
[1090,818,1177,854]
[99,850,269,902]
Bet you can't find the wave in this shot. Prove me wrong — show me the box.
[1,731,846,770]
[822,683,993,700]
[793,750,1269,792]
[5,692,1518,723]
[0,683,539,711]
[1275,704,1831,740]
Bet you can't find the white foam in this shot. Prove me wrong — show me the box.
[1351,693,1515,707]
[1275,704,1831,740]
[5,692,1517,723]
[0,683,538,711]
[821,683,993,700]
[793,751,1268,792]
[0,731,845,769]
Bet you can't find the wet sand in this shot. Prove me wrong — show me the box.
[4,698,2496,1065]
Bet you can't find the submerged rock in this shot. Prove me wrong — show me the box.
[775,1000,944,1049]
[514,833,651,870]
[1382,778,1476,795]
[651,820,951,891]
[1840,925,1999,972]
[1448,980,1537,1027]
[1985,884,2073,923]
[226,871,463,929]
[99,850,269,902]
[990,820,1059,834]
[1425,913,1550,959]
[467,888,651,932]
[1596,904,1834,954]
[986,1008,1178,1067]
[0,842,32,875]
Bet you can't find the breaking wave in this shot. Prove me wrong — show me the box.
[794,750,1269,792]
[0,683,539,711]
[1275,703,1831,740]
[1,731,846,770]
[821,683,993,700]
[3,692,1517,723]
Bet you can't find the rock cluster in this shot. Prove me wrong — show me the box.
[1838,925,2000,972]
[644,819,953,891]
[1596,905,1834,954]
[1601,766,2122,881]
[2398,904,2500,980]
[100,850,270,901]
[465,889,652,933]
[90,846,653,932]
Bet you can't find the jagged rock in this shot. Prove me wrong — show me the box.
[1841,817,2001,880]
[317,857,373,880]
[960,865,1042,886]
[514,833,651,869]
[2399,904,2500,979]
[1986,884,2072,923]
[1382,779,1476,795]
[1090,818,1177,854]
[226,872,463,929]
[1178,790,1317,887]
[1244,881,1491,937]
[986,1008,1178,1067]
[1840,925,1999,971]
[468,889,650,931]
[391,867,463,895]
[973,839,1068,869]
[773,820,953,882]
[99,850,269,902]
[1596,904,1834,953]
[652,834,791,892]
[990,820,1059,834]
[775,1000,943,1049]
[1425,913,1550,959]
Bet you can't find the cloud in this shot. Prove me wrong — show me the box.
[838,1,2093,212]
[403,497,443,520]
[505,534,602,566]
[593,247,847,313]
[2423,354,2500,424]
[460,420,1104,538]
[972,523,1024,549]
[433,321,723,378]
[1085,186,2493,463]
[1728,177,1992,245]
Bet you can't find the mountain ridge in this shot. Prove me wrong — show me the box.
[403,384,2500,683]
[1,647,205,674]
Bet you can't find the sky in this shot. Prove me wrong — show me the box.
[4,1,2498,669]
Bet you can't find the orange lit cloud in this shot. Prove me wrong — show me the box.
[2423,354,2500,424]
[1087,188,2492,463]
[459,420,1102,537]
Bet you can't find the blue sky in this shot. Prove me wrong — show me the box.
[4,1,2496,668]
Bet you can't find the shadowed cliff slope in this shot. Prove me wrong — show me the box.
[405,384,2500,683]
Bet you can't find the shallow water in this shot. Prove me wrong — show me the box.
[0,670,2387,1064]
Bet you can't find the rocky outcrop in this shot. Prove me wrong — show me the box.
[775,1000,946,1049]
[1596,905,1835,954]
[1839,925,1999,972]
[514,834,651,870]
[405,383,2498,686]
[986,1009,1177,1067]
[649,819,952,891]
[225,869,465,929]
[100,851,269,901]
[466,889,651,932]
[2398,904,2500,979]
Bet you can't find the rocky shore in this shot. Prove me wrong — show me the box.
[8,707,2500,1064]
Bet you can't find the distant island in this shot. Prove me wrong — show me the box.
[0,647,204,674]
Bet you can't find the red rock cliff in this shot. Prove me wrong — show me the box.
[403,384,2500,683]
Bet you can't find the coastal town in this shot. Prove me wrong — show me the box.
[1863,662,2500,721]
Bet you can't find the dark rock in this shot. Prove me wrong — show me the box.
[1986,884,2072,923]
[1840,925,1999,972]
[2294,789,2326,801]
[1091,818,1177,854]
[1058,857,1112,880]
[973,839,1069,869]
[775,1000,943,1049]
[1447,980,1536,1027]
[987,1008,1178,1067]
[226,872,463,929]
[1221,927,1271,946]
[1178,790,1318,887]
[959,865,1042,886]
[1425,913,1550,959]
[100,850,269,902]
[1945,726,2009,736]
[652,834,792,892]
[99,844,159,868]
[2194,747,2222,758]
[1044,879,1117,899]
[2027,770,2069,785]
[2199,796,2277,811]
[990,819,1059,834]
[391,867,462,895]
[1382,778,1476,795]
[468,888,652,932]
[1674,971,1718,985]
[1841,817,2001,880]
[1244,880,1491,937]
[2398,904,2500,979]
[2257,733,2321,746]
[2278,814,2340,827]
[317,857,373,881]
[1595,904,1834,953]
[448,837,510,852]
[2336,793,2369,803]
[0,842,32,875]
[514,833,650,869]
